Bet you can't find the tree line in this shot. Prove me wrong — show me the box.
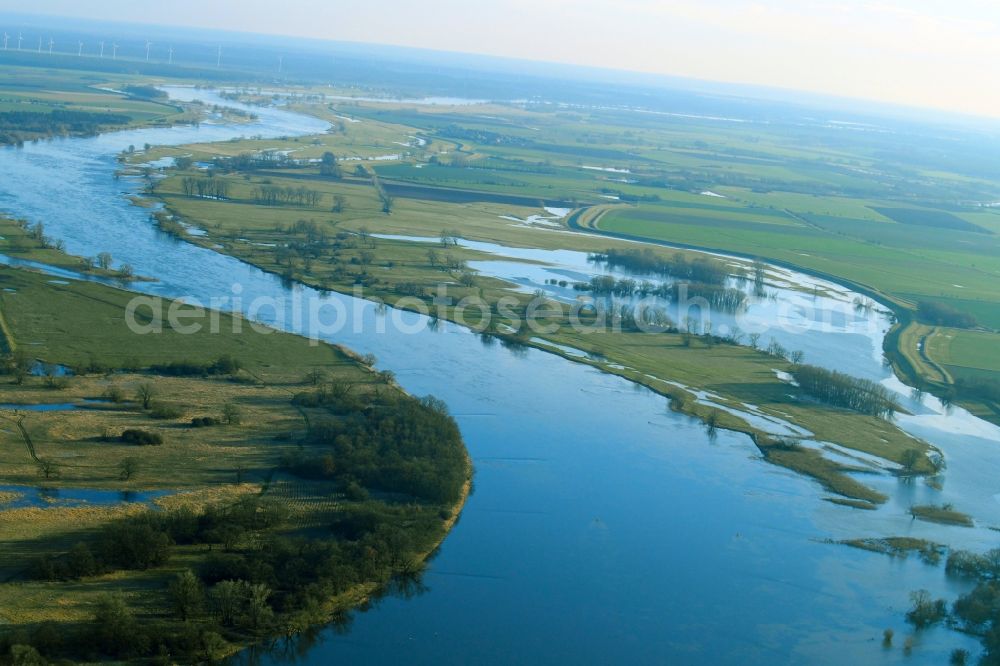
[371,174,394,214]
[791,364,900,418]
[211,150,295,173]
[593,248,731,285]
[252,184,323,207]
[573,275,747,313]
[916,300,979,329]
[0,109,132,145]
[121,84,168,100]
[181,176,230,200]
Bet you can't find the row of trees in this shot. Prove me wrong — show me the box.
[252,184,323,207]
[916,300,979,329]
[573,275,747,313]
[211,150,295,173]
[181,176,230,200]
[148,355,242,377]
[594,248,732,286]
[791,364,900,418]
[371,175,394,214]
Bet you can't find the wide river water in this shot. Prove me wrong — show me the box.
[0,88,996,664]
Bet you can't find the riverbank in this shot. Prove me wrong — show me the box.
[0,216,156,283]
[0,66,203,146]
[145,164,938,505]
[0,250,472,662]
[576,206,1000,427]
[0,79,992,664]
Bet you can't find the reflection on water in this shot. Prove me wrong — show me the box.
[0,88,988,664]
[0,483,172,509]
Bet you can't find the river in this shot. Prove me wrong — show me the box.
[0,87,993,664]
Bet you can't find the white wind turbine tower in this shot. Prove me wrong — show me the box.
[167,46,173,65]
[17,32,22,50]
[216,45,222,67]
[112,43,118,59]
[78,41,84,56]
[2,33,8,51]
[37,36,41,52]
[48,37,54,55]
[99,41,105,58]
[145,40,152,61]
[278,55,283,74]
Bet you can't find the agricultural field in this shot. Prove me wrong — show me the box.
[300,95,1000,420]
[926,329,1000,381]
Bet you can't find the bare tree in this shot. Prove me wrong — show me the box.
[118,457,139,481]
[38,458,59,480]
[136,383,156,410]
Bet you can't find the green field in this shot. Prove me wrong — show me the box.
[926,329,1000,378]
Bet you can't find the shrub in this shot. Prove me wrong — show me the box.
[150,403,183,420]
[102,386,125,403]
[149,355,242,377]
[222,403,242,425]
[120,429,163,446]
[191,416,221,428]
[344,480,370,501]
[906,589,947,628]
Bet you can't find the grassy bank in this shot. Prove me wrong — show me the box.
[0,257,471,662]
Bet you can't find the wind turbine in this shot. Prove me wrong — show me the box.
[167,46,173,65]
[78,41,83,56]
[278,55,283,74]
[144,40,151,61]
[37,36,41,53]
[99,41,104,58]
[16,32,22,50]
[112,43,118,59]
[2,33,8,51]
[216,45,222,68]
[48,37,54,55]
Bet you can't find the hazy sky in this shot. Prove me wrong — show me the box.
[4,0,998,117]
